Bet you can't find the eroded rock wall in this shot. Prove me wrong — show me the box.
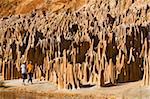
[0,0,150,89]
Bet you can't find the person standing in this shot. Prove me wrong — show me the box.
[27,61,34,84]
[21,61,27,85]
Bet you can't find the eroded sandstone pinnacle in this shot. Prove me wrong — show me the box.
[0,0,150,89]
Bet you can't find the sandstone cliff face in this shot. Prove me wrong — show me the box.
[0,0,150,89]
[0,0,86,17]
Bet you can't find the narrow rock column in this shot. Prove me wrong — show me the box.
[72,48,80,89]
[142,38,149,86]
[45,52,50,81]
[67,63,75,89]
[7,60,11,80]
[83,62,88,84]
[2,61,5,80]
[11,61,14,79]
[62,50,67,89]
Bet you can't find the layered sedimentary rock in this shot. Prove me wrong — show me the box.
[0,0,86,17]
[0,0,150,89]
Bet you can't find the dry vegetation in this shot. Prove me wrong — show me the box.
[0,0,150,90]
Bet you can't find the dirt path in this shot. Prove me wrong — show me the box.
[1,79,150,99]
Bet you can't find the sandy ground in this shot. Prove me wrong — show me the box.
[0,78,150,99]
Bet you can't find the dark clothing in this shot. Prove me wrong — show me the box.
[22,73,27,83]
[28,73,33,83]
